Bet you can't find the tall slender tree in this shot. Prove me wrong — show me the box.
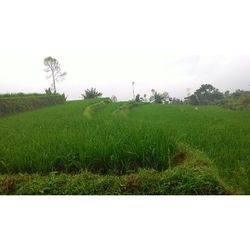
[132,82,135,100]
[44,57,67,93]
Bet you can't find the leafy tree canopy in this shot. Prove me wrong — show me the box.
[186,84,223,105]
[149,89,170,104]
[81,88,103,99]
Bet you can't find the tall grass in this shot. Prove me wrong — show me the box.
[0,100,177,174]
[0,100,250,192]
[129,104,250,191]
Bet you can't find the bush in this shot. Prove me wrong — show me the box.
[0,94,66,116]
[216,92,250,111]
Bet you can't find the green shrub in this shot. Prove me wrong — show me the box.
[0,94,66,116]
[217,92,250,111]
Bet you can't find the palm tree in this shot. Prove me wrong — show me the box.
[81,88,103,99]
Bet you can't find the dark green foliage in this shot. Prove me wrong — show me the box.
[230,89,247,98]
[45,88,53,95]
[0,93,66,116]
[149,89,169,104]
[170,97,183,104]
[0,93,47,98]
[81,88,103,99]
[186,84,224,105]
[185,94,199,105]
[135,94,147,102]
[217,91,250,110]
[135,94,140,102]
[186,85,250,110]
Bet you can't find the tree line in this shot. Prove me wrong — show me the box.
[184,84,250,110]
[43,56,250,109]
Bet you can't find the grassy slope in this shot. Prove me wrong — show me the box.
[129,104,250,192]
[0,100,250,194]
[0,100,178,175]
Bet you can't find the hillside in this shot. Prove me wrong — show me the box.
[1,99,250,194]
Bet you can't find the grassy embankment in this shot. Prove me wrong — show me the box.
[0,93,66,116]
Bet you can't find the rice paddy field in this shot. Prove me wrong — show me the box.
[0,98,250,194]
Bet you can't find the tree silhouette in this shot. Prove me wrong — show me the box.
[81,88,103,99]
[185,84,223,105]
[111,95,118,102]
[149,89,169,104]
[44,57,66,93]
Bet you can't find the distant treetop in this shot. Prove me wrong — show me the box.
[81,88,103,99]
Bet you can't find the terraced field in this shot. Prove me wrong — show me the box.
[0,98,250,194]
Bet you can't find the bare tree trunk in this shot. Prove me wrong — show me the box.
[52,70,56,93]
[132,82,135,100]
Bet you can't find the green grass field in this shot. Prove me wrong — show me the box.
[0,99,250,194]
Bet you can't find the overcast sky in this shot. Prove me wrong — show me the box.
[1,0,250,100]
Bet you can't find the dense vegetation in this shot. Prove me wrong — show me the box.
[0,93,66,116]
[217,91,250,110]
[0,98,250,194]
[184,84,250,110]
[0,93,48,98]
[0,99,177,174]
